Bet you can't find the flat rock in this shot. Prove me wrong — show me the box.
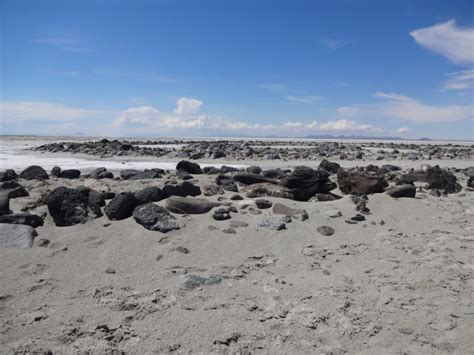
[0,213,44,228]
[272,203,308,221]
[162,182,201,198]
[326,209,342,218]
[242,183,294,199]
[317,225,335,236]
[0,223,37,248]
[258,217,286,230]
[166,196,220,214]
[386,184,416,198]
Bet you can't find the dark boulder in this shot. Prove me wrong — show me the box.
[87,167,114,179]
[134,186,164,205]
[255,199,272,209]
[51,166,61,177]
[425,166,461,193]
[0,169,17,182]
[280,166,337,201]
[60,169,81,179]
[0,193,10,216]
[162,182,201,198]
[105,192,139,220]
[203,167,222,175]
[19,165,49,180]
[337,169,387,195]
[319,159,340,174]
[386,184,416,198]
[215,175,238,192]
[0,213,44,228]
[133,203,180,233]
[242,183,294,199]
[120,169,141,180]
[87,189,106,217]
[263,168,288,179]
[1,181,29,198]
[47,187,89,226]
[246,166,262,174]
[176,160,203,174]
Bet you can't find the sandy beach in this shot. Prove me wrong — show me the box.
[0,137,473,353]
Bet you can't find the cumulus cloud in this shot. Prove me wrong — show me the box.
[410,19,474,65]
[338,92,473,124]
[443,69,474,91]
[174,97,203,115]
[395,127,409,134]
[0,101,102,122]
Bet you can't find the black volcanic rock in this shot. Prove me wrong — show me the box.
[60,169,81,179]
[162,181,201,198]
[133,203,180,233]
[280,166,336,201]
[0,213,44,228]
[47,187,89,226]
[105,192,139,220]
[0,169,17,182]
[233,173,277,185]
[87,167,114,179]
[19,165,49,180]
[134,186,164,205]
[337,169,387,195]
[176,160,203,174]
[319,159,340,174]
[425,166,461,193]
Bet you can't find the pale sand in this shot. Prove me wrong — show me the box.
[0,165,473,353]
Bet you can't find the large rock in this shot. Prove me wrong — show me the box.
[86,189,106,217]
[233,173,277,185]
[337,169,387,195]
[0,169,18,182]
[87,167,114,179]
[19,165,49,180]
[176,160,203,174]
[162,182,201,198]
[59,169,81,179]
[133,203,180,232]
[280,166,337,201]
[1,181,29,198]
[134,186,164,205]
[319,159,340,174]
[47,187,89,226]
[120,169,142,180]
[425,166,461,193]
[215,175,238,192]
[105,192,139,220]
[0,193,10,216]
[386,184,416,198]
[0,213,44,228]
[0,224,37,248]
[165,196,220,214]
[242,183,294,199]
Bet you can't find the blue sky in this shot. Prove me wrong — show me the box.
[1,0,473,139]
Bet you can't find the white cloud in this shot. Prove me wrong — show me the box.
[410,19,474,65]
[395,127,409,134]
[258,83,286,92]
[174,97,203,115]
[0,101,102,122]
[443,69,474,91]
[287,96,320,103]
[338,92,473,124]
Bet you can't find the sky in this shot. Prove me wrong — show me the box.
[1,0,473,139]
